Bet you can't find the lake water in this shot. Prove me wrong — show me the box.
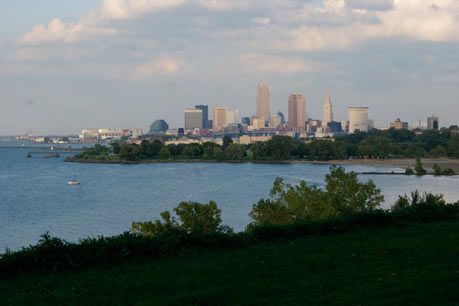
[1,141,459,251]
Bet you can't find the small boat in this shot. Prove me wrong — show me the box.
[67,180,80,185]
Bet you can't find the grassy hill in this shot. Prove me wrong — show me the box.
[1,220,458,306]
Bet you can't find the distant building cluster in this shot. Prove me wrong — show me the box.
[151,80,374,139]
[74,79,444,145]
[79,128,143,141]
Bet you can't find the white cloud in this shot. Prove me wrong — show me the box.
[252,17,270,26]
[20,0,188,45]
[238,53,332,75]
[267,0,459,51]
[198,0,255,11]
[5,45,102,61]
[131,54,191,79]
[19,0,259,45]
[18,0,459,49]
[345,0,394,11]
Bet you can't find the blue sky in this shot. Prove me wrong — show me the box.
[1,0,459,135]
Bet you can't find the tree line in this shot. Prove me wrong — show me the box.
[74,126,459,162]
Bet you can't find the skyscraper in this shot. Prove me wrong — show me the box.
[213,106,227,132]
[348,107,368,133]
[288,94,306,130]
[195,105,208,129]
[323,89,333,125]
[226,110,240,125]
[185,109,203,130]
[427,116,439,130]
[256,80,270,123]
[277,111,285,125]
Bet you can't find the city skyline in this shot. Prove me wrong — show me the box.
[1,1,459,135]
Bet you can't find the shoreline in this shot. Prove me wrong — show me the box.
[65,157,459,172]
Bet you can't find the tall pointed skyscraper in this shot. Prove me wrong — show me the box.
[323,89,333,126]
[256,79,270,123]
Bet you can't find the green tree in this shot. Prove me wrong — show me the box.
[132,201,230,236]
[159,147,171,159]
[291,141,309,158]
[213,146,225,160]
[248,166,384,227]
[266,135,293,160]
[111,141,121,154]
[392,191,446,211]
[222,136,233,150]
[433,163,442,175]
[44,136,51,143]
[249,198,292,226]
[325,166,384,214]
[182,144,201,158]
[447,134,459,158]
[224,143,245,160]
[174,201,225,234]
[430,145,446,157]
[357,144,372,157]
[414,158,427,175]
[119,144,139,161]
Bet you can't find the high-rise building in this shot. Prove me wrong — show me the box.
[341,121,349,133]
[277,111,285,125]
[150,120,169,133]
[256,80,270,123]
[195,105,208,129]
[368,119,375,129]
[185,109,203,130]
[213,106,227,132]
[323,89,333,126]
[427,116,439,130]
[288,94,306,130]
[226,110,240,125]
[327,121,343,133]
[270,115,282,128]
[241,117,251,125]
[252,117,266,130]
[390,118,408,130]
[348,107,368,133]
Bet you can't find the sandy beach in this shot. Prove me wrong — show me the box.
[66,157,459,173]
[309,158,459,173]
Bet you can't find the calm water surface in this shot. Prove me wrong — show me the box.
[1,142,459,251]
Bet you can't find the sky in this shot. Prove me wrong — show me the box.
[1,0,459,135]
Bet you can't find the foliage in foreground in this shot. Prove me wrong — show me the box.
[1,197,458,279]
[249,166,384,227]
[131,201,232,236]
[2,222,458,306]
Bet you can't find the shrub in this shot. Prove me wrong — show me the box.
[405,167,414,175]
[132,201,232,236]
[248,166,384,228]
[433,163,442,175]
[2,198,458,278]
[392,191,446,212]
[415,158,427,175]
[432,163,456,176]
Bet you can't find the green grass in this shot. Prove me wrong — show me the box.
[2,221,458,306]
